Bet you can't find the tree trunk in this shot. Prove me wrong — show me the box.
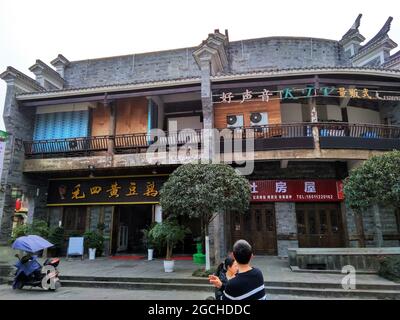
[354,211,366,247]
[372,204,384,247]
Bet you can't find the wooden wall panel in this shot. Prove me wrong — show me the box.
[116,97,148,135]
[91,103,111,136]
[214,100,281,129]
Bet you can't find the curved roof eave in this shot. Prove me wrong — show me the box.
[16,67,400,101]
[211,67,400,82]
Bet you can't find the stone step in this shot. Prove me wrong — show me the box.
[58,280,400,299]
[59,275,400,291]
[5,278,400,299]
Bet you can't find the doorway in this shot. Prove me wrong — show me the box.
[231,204,277,255]
[111,205,153,254]
[296,203,344,248]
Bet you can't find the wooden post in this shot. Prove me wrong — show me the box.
[107,102,116,155]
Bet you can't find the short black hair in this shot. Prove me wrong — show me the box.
[232,240,252,264]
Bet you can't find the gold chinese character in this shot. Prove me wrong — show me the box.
[106,182,121,198]
[143,181,158,197]
[348,88,360,98]
[90,186,102,195]
[126,182,138,196]
[337,87,347,97]
[72,184,85,200]
[362,88,372,99]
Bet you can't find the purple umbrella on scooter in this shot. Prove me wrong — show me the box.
[12,235,54,253]
[11,235,61,290]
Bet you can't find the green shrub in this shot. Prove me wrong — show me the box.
[192,267,217,278]
[84,230,104,257]
[11,219,50,242]
[48,227,64,255]
[378,256,400,282]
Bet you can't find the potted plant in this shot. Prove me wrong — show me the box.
[148,220,189,272]
[141,226,155,261]
[48,226,64,257]
[84,230,104,260]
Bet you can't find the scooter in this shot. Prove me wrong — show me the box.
[12,253,61,291]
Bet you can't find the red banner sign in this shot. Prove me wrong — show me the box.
[250,180,344,202]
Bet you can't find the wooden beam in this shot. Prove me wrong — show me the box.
[19,85,201,107]
[280,160,289,168]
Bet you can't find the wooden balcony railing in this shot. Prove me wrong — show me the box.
[23,136,110,158]
[317,122,400,150]
[23,123,400,159]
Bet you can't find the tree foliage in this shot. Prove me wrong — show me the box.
[148,220,189,259]
[159,164,251,229]
[11,219,51,242]
[344,151,400,210]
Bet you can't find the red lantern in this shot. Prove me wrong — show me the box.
[15,198,22,211]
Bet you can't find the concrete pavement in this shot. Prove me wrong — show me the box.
[0,284,359,300]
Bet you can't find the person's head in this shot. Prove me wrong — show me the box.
[224,256,238,275]
[232,239,253,265]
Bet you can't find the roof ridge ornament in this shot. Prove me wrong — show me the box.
[363,16,393,48]
[193,29,229,75]
[0,66,45,92]
[340,13,365,43]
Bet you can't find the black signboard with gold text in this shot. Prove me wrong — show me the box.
[47,175,167,206]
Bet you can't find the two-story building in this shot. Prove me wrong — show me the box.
[1,14,400,260]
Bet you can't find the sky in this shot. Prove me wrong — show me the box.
[0,0,399,131]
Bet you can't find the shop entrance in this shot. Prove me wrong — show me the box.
[231,204,277,255]
[111,205,153,254]
[296,203,344,248]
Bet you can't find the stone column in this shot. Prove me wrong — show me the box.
[309,97,320,151]
[275,202,298,257]
[0,73,38,244]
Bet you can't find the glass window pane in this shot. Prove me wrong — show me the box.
[308,210,316,234]
[330,210,340,234]
[265,210,274,232]
[255,210,262,232]
[296,210,306,235]
[319,210,328,234]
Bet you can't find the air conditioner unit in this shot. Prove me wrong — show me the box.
[227,114,244,128]
[250,112,268,126]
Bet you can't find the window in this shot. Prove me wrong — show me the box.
[62,207,87,235]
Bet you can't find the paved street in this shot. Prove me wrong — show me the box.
[0,284,358,300]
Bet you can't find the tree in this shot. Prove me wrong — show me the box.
[160,163,251,263]
[344,151,400,247]
[148,220,189,260]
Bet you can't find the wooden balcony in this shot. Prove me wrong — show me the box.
[23,123,400,159]
[317,122,400,150]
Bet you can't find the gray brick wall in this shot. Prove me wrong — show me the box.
[62,37,348,89]
[227,37,347,73]
[0,82,37,243]
[275,202,298,257]
[346,205,399,247]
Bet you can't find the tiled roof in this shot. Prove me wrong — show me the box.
[0,66,45,91]
[16,76,201,99]
[15,66,400,100]
[29,59,65,83]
